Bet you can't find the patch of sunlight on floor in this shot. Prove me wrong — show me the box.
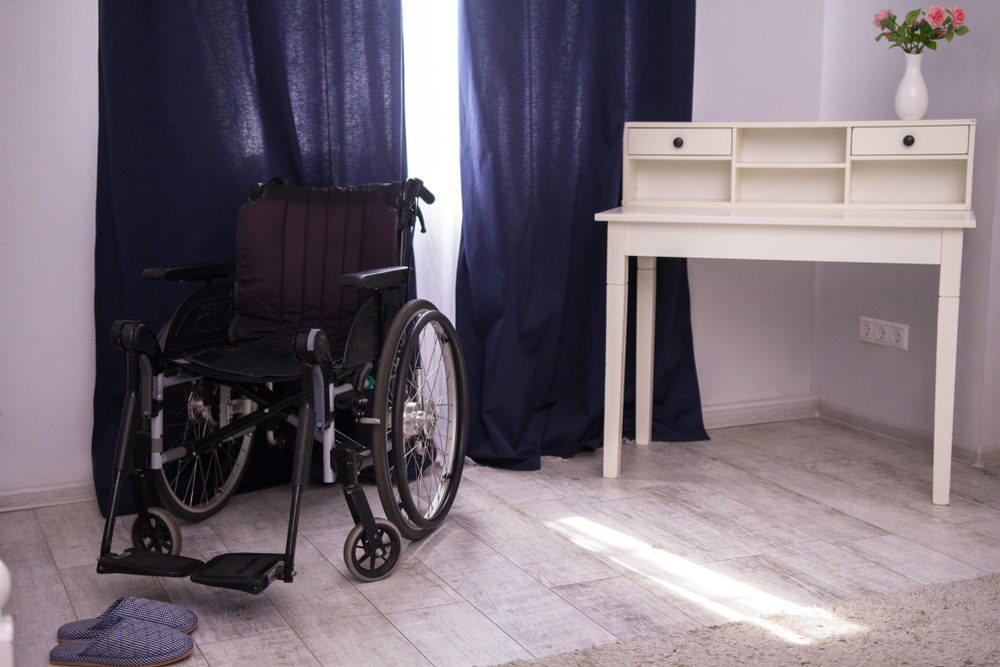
[547,516,867,645]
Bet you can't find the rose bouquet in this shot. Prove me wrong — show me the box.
[874,6,969,53]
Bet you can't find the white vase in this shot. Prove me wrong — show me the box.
[894,52,928,121]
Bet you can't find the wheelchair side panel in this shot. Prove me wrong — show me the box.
[157,283,233,357]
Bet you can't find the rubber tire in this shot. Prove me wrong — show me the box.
[390,309,467,532]
[131,507,183,555]
[372,300,458,540]
[343,518,401,582]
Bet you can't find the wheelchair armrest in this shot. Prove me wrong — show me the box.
[110,320,162,359]
[293,328,334,365]
[141,262,234,283]
[340,266,410,290]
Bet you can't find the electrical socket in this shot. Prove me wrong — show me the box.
[859,316,908,350]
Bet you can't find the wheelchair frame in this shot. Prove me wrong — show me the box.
[96,179,468,592]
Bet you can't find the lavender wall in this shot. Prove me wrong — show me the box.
[0,2,98,502]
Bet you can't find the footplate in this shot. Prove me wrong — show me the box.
[97,550,204,577]
[190,552,285,594]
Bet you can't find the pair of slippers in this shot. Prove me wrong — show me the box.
[50,596,198,666]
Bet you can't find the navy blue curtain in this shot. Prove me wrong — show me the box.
[456,0,707,470]
[93,1,404,513]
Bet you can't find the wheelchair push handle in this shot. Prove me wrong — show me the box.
[382,178,434,211]
[404,178,434,205]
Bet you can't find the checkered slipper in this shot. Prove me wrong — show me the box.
[49,617,193,666]
[57,597,197,642]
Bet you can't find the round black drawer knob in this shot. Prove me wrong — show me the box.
[903,134,915,147]
[673,137,684,149]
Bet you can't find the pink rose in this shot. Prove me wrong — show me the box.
[925,5,946,28]
[873,9,892,27]
[949,6,965,28]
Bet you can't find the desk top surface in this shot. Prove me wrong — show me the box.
[595,205,976,229]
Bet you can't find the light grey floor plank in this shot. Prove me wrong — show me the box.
[34,500,130,570]
[760,539,918,599]
[263,536,431,666]
[843,534,985,585]
[8,417,1000,666]
[461,465,568,506]
[0,507,45,545]
[351,551,465,616]
[155,524,291,645]
[808,456,1000,524]
[198,628,321,667]
[386,601,532,666]
[595,492,762,563]
[60,562,168,621]
[552,575,702,639]
[408,523,618,657]
[1,526,75,667]
[455,502,619,588]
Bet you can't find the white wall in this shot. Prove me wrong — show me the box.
[0,2,98,503]
[815,0,1000,465]
[691,0,826,417]
[691,0,1000,465]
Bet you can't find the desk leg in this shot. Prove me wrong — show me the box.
[604,226,628,478]
[636,257,657,446]
[933,229,963,505]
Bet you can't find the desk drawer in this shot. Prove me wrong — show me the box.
[629,127,732,156]
[851,125,969,156]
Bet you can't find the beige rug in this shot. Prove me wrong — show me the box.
[504,573,1000,666]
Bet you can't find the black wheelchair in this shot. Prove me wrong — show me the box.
[96,178,467,592]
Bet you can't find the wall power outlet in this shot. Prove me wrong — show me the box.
[859,316,908,350]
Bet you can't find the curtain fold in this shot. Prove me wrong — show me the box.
[456,0,707,470]
[93,1,404,513]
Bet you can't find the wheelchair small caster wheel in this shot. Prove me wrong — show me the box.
[343,518,401,582]
[131,507,182,555]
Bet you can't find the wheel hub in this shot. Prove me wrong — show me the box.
[187,389,217,426]
[402,398,437,441]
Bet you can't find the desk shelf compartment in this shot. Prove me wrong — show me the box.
[628,157,732,204]
[848,158,969,208]
[737,127,847,164]
[734,164,846,205]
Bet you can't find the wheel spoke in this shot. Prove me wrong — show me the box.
[154,379,253,520]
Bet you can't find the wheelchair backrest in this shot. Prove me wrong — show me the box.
[230,181,401,350]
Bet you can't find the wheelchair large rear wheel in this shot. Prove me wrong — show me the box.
[372,299,468,541]
[152,377,254,522]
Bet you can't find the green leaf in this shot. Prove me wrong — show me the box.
[956,26,969,35]
[904,9,922,24]
[926,40,937,50]
[945,26,954,42]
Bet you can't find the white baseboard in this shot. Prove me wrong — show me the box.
[702,394,819,430]
[0,480,96,513]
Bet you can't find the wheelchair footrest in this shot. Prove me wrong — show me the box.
[189,552,285,594]
[97,549,204,578]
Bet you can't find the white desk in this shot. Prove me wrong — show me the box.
[596,120,976,505]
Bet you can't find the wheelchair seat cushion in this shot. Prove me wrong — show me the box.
[175,343,302,383]
[229,181,399,358]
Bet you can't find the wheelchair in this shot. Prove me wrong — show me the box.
[96,178,468,592]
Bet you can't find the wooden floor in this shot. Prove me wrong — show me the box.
[5,418,1000,666]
